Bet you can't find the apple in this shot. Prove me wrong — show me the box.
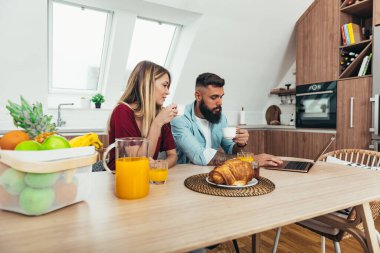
[41,135,71,150]
[15,140,43,151]
[24,172,60,188]
[0,163,8,176]
[19,187,55,215]
[0,186,19,207]
[0,168,26,195]
[54,177,78,206]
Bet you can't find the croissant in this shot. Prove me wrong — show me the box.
[208,159,254,186]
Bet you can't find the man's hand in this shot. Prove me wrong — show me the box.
[234,128,249,147]
[255,153,283,167]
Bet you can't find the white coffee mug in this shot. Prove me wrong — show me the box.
[176,104,185,116]
[223,127,237,139]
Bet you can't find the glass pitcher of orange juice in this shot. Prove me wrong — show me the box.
[103,137,150,200]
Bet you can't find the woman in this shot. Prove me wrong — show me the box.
[108,61,178,169]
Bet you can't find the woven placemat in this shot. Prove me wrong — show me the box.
[184,173,275,197]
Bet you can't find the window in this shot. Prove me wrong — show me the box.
[126,18,180,71]
[49,1,112,93]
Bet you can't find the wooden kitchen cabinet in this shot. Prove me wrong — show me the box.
[246,130,265,154]
[336,78,372,149]
[265,130,336,159]
[296,0,339,85]
[374,0,380,26]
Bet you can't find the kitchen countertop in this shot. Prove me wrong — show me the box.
[238,124,336,134]
[0,125,336,135]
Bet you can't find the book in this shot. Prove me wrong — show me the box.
[347,23,362,44]
[343,24,351,45]
[362,53,372,76]
[347,23,355,44]
[358,56,368,76]
[341,25,347,45]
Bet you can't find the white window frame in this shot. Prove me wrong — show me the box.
[48,0,113,95]
[127,16,182,70]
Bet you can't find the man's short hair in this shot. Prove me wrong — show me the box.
[195,73,225,88]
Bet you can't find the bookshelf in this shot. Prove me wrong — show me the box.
[341,0,373,16]
[339,0,373,78]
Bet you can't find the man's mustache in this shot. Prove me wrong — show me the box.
[212,106,222,112]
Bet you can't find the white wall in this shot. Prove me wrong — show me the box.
[0,0,313,130]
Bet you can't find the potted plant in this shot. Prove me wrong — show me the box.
[91,93,105,109]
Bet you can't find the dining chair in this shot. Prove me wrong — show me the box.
[272,149,380,253]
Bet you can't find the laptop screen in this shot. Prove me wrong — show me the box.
[312,136,335,162]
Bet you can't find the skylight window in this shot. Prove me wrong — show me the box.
[49,1,112,93]
[126,18,180,70]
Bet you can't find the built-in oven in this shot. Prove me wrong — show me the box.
[296,81,337,128]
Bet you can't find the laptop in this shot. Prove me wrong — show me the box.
[266,136,335,173]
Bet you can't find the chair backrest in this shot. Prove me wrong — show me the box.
[318,149,380,223]
[318,149,380,168]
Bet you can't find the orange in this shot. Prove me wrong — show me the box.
[0,130,30,150]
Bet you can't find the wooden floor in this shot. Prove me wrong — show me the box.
[208,218,380,253]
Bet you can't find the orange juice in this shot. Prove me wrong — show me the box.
[237,156,254,163]
[115,157,150,199]
[149,168,168,183]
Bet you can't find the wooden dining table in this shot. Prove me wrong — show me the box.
[1,162,380,253]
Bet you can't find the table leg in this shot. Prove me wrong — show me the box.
[356,202,380,253]
[252,233,260,253]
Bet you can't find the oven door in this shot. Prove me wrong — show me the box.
[296,90,337,128]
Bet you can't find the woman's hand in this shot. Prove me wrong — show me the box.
[154,104,178,126]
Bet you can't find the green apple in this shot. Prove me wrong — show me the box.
[19,187,55,215]
[24,172,60,188]
[15,140,43,151]
[0,168,26,195]
[41,135,71,150]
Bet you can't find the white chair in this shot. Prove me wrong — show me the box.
[272,149,380,253]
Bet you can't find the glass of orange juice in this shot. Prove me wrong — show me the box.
[237,152,260,179]
[149,160,168,184]
[237,152,254,163]
[102,137,150,200]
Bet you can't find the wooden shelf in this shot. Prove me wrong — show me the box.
[339,41,372,78]
[339,39,372,49]
[341,0,373,17]
[270,89,296,96]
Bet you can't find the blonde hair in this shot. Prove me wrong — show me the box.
[110,61,171,137]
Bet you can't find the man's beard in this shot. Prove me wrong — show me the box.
[199,99,222,124]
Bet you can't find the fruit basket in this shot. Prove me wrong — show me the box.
[0,147,97,216]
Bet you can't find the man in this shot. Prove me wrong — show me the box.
[171,72,282,167]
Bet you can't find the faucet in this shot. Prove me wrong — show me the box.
[57,103,74,127]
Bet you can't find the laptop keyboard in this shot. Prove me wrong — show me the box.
[284,161,311,171]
